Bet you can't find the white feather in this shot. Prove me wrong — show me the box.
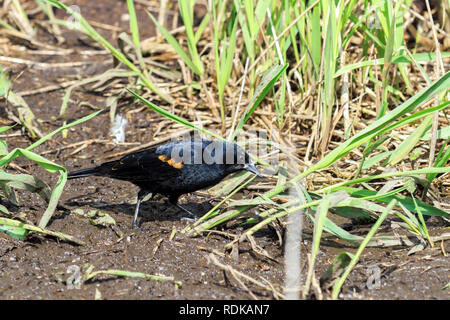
[110,114,128,143]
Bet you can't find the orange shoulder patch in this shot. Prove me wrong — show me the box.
[167,158,183,169]
[172,162,184,169]
[158,155,169,162]
[159,154,183,169]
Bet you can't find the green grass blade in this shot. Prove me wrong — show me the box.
[0,148,67,229]
[233,0,254,58]
[126,0,140,49]
[230,63,288,140]
[126,88,222,140]
[217,17,238,114]
[427,141,450,182]
[45,0,172,103]
[303,196,330,297]
[178,0,203,74]
[422,126,450,140]
[384,114,432,166]
[0,171,52,202]
[0,110,101,228]
[305,71,450,175]
[27,110,102,151]
[335,52,450,78]
[0,217,84,245]
[194,12,210,44]
[0,223,28,240]
[331,199,396,299]
[336,187,449,218]
[147,11,201,75]
[0,125,16,134]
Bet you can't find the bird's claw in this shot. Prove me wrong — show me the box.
[131,222,151,233]
[180,216,198,222]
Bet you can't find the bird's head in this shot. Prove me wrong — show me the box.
[165,140,262,177]
[221,141,262,177]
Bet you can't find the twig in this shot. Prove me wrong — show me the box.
[157,0,167,37]
[7,162,32,175]
[227,57,249,140]
[16,80,79,97]
[0,56,106,69]
[208,253,284,299]
[425,0,444,171]
[402,4,449,37]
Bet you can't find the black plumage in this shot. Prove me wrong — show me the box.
[68,140,261,230]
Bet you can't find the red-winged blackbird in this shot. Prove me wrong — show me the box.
[68,140,261,230]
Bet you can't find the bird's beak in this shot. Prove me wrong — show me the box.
[244,164,262,177]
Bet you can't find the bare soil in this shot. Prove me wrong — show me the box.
[0,0,448,300]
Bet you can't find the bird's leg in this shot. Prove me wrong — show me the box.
[169,195,197,222]
[176,203,197,221]
[132,190,152,231]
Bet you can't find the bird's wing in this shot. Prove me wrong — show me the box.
[99,147,184,183]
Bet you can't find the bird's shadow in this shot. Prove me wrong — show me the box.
[64,194,214,224]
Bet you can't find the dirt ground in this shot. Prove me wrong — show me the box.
[0,0,448,300]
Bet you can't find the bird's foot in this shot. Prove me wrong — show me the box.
[180,216,198,222]
[131,221,151,233]
[175,203,198,222]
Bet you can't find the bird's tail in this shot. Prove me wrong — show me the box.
[68,161,118,180]
[68,167,101,179]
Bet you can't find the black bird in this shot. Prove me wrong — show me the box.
[68,139,261,230]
